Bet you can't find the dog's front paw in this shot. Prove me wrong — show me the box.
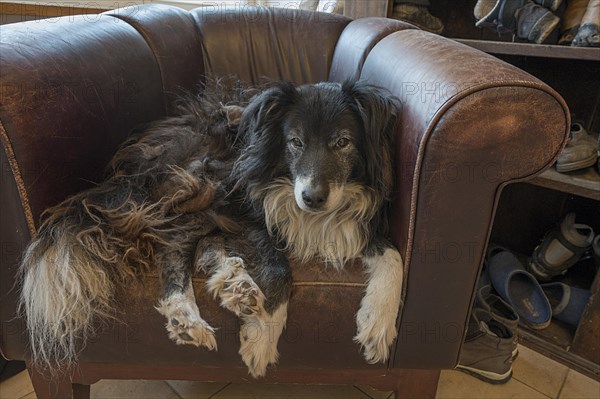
[239,322,279,378]
[156,295,217,351]
[206,256,266,318]
[238,302,288,378]
[354,298,402,364]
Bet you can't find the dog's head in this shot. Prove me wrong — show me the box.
[234,80,399,213]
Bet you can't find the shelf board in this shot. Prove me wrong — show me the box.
[454,39,600,61]
[528,166,600,201]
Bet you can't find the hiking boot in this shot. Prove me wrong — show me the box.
[457,308,514,384]
[476,285,519,359]
[475,0,559,43]
[390,4,444,34]
[573,0,600,47]
[515,1,560,43]
[556,122,598,173]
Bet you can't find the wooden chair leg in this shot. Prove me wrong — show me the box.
[394,369,441,399]
[27,365,91,399]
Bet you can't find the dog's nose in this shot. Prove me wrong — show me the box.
[301,187,328,209]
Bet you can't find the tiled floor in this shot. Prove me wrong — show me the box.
[1,345,599,399]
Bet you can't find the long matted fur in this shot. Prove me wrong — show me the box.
[19,79,257,368]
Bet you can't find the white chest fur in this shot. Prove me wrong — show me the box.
[261,178,377,268]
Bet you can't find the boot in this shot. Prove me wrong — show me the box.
[515,1,560,43]
[559,0,590,45]
[476,285,519,360]
[475,0,559,43]
[457,308,515,384]
[573,0,600,46]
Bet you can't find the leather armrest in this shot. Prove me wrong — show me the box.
[359,30,569,368]
[0,13,172,359]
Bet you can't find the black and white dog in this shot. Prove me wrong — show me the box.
[19,79,403,378]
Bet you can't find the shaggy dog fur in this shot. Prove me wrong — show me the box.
[19,79,404,378]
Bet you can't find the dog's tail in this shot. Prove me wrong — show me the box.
[18,181,167,368]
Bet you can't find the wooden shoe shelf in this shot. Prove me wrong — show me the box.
[345,0,600,382]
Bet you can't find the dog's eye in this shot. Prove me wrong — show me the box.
[335,137,350,149]
[290,137,304,148]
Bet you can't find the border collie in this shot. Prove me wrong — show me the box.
[19,79,403,378]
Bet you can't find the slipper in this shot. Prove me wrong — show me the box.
[529,213,595,281]
[488,245,552,330]
[541,282,591,326]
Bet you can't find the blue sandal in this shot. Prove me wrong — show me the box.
[487,245,552,330]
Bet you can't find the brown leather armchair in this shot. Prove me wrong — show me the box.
[0,4,569,399]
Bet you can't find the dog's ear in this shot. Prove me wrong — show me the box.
[233,82,297,193]
[343,80,399,199]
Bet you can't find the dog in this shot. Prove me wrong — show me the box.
[19,79,403,378]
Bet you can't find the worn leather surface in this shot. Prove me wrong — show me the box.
[0,4,569,372]
[190,6,351,84]
[103,5,205,114]
[329,17,416,82]
[0,14,166,224]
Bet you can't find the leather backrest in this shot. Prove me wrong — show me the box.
[190,6,351,85]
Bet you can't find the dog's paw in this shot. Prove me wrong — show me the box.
[354,299,401,364]
[238,302,288,378]
[156,294,217,351]
[206,257,266,318]
[239,322,279,378]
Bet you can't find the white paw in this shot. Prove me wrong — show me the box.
[239,302,288,378]
[354,298,401,364]
[206,257,266,318]
[356,248,404,364]
[156,289,217,351]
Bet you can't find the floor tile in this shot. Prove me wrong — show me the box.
[211,383,370,398]
[436,369,549,399]
[90,380,180,399]
[512,344,569,398]
[166,380,229,399]
[0,370,35,399]
[354,384,393,399]
[559,370,600,399]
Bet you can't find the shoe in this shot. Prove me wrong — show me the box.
[476,285,520,359]
[488,245,552,329]
[457,308,514,384]
[573,0,600,47]
[556,122,599,173]
[475,0,559,43]
[559,0,589,45]
[541,282,591,326]
[515,1,561,43]
[529,213,595,281]
[390,4,444,34]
